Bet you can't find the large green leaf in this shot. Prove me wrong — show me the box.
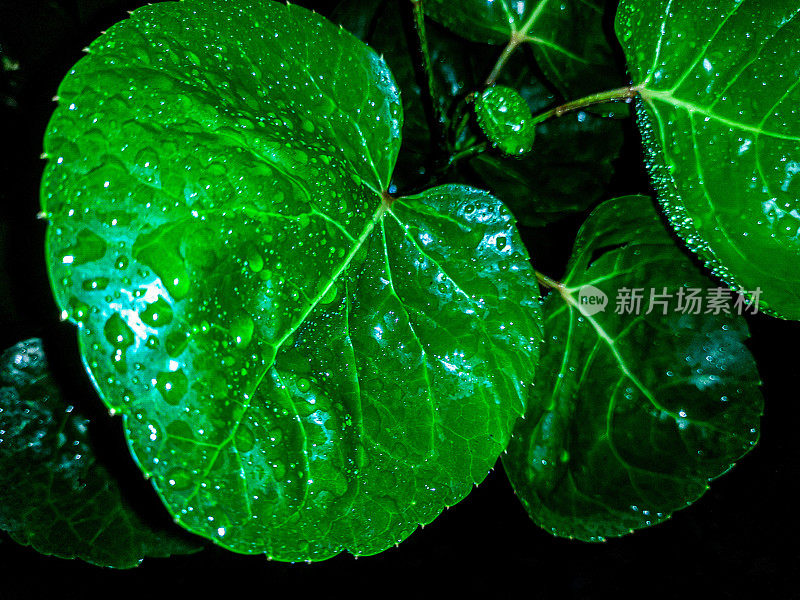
[0,338,200,568]
[617,0,800,319]
[423,0,625,98]
[335,0,623,225]
[503,196,763,541]
[41,0,542,560]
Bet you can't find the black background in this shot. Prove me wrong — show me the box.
[1,0,798,597]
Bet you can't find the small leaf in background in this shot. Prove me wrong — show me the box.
[1,43,21,109]
[0,338,201,568]
[616,0,800,319]
[41,0,542,561]
[503,196,763,541]
[424,0,626,98]
[474,85,535,155]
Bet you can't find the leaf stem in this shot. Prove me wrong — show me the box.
[535,271,565,292]
[409,0,445,142]
[536,271,577,307]
[531,84,644,124]
[447,141,487,167]
[484,1,549,87]
[484,36,522,88]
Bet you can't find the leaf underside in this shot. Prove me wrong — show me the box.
[41,0,542,561]
[502,196,763,541]
[0,339,200,568]
[617,0,800,319]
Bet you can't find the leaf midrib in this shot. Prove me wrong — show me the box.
[555,262,727,435]
[178,197,390,515]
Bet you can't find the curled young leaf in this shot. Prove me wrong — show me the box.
[0,338,200,568]
[41,0,542,560]
[503,196,763,541]
[474,85,536,156]
[617,0,800,319]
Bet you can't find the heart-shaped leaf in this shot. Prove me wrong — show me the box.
[41,0,542,560]
[0,338,201,568]
[616,0,800,319]
[503,196,763,541]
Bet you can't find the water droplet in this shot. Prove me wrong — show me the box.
[156,369,188,405]
[104,313,135,348]
[166,467,192,490]
[60,229,107,266]
[141,297,174,327]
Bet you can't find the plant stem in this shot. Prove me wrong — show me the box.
[447,142,487,168]
[536,271,575,305]
[531,84,644,124]
[535,271,564,292]
[409,0,445,143]
[484,38,521,88]
[484,1,549,87]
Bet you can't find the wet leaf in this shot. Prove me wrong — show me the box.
[503,196,763,541]
[41,0,542,560]
[423,0,625,98]
[617,0,800,319]
[0,338,200,568]
[474,85,536,155]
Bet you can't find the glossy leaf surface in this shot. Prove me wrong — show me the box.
[503,196,763,541]
[0,338,200,568]
[617,0,800,319]
[41,0,542,560]
[474,85,535,155]
[424,0,624,97]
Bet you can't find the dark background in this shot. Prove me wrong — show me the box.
[1,0,798,597]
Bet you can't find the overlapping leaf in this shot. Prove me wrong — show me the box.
[503,196,763,541]
[617,0,800,319]
[0,338,200,568]
[41,0,542,560]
